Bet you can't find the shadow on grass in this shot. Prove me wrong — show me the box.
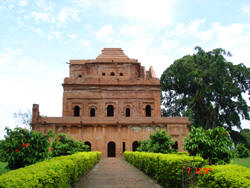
[231,157,250,168]
[0,162,9,176]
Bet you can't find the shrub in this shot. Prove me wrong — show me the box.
[137,130,175,153]
[236,143,249,158]
[0,127,53,169]
[197,164,250,187]
[0,152,101,188]
[124,151,206,188]
[184,126,235,164]
[50,133,89,157]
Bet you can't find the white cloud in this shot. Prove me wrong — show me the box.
[96,25,114,41]
[31,11,51,22]
[48,31,61,40]
[98,0,181,27]
[69,34,77,39]
[120,25,145,37]
[57,7,79,25]
[0,48,22,65]
[80,38,90,47]
[242,5,250,14]
[19,0,28,6]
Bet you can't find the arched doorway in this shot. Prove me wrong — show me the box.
[173,141,178,151]
[107,141,116,157]
[84,141,91,151]
[132,141,139,151]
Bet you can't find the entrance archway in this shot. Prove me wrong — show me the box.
[107,141,116,157]
[84,141,91,151]
[132,141,139,151]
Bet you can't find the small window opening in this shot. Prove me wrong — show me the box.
[120,73,123,76]
[145,105,151,117]
[102,72,105,76]
[74,106,80,117]
[110,72,115,76]
[78,74,82,78]
[126,108,130,117]
[107,105,114,117]
[90,108,95,117]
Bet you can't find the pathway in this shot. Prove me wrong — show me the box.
[74,158,162,188]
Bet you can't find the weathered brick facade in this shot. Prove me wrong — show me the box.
[32,48,190,157]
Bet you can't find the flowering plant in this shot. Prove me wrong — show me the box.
[0,127,53,169]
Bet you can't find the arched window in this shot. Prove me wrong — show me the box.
[120,73,123,76]
[107,105,114,117]
[145,105,151,117]
[132,141,139,151]
[90,108,95,117]
[84,141,91,151]
[74,106,80,117]
[102,72,105,76]
[110,72,115,76]
[126,108,130,117]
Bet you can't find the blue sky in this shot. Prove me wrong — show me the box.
[0,0,249,138]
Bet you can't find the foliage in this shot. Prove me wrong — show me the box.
[236,143,249,158]
[184,126,235,164]
[50,133,90,157]
[136,130,175,154]
[231,157,250,169]
[240,129,250,149]
[0,127,53,169]
[160,46,250,129]
[196,164,250,188]
[124,151,206,188]
[0,152,101,188]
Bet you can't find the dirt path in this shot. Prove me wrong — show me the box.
[74,158,162,188]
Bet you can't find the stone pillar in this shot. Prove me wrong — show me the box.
[102,125,106,157]
[118,125,121,157]
[94,125,97,151]
[32,104,40,123]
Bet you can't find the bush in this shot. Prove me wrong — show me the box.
[50,133,89,157]
[236,143,249,158]
[0,127,53,169]
[184,126,235,164]
[124,151,206,188]
[0,152,101,188]
[137,130,175,153]
[197,164,250,187]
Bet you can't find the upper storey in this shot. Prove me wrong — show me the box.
[63,48,159,86]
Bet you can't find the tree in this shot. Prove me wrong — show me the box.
[13,110,32,129]
[0,127,53,169]
[184,126,235,164]
[137,130,175,154]
[50,133,89,157]
[160,47,250,129]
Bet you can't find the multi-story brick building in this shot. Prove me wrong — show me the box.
[32,48,190,157]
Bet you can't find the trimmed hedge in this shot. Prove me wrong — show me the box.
[124,151,206,188]
[197,164,250,188]
[0,151,101,188]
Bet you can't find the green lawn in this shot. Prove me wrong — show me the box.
[231,157,250,168]
[0,161,9,175]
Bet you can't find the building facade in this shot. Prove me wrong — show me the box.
[31,48,190,157]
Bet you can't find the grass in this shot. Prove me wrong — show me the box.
[231,157,250,168]
[0,161,9,175]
